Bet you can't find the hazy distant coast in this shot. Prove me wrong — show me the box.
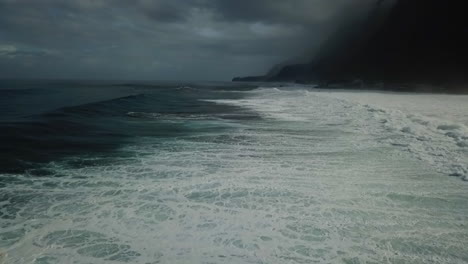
[233,0,468,93]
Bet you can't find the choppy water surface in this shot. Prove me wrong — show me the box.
[1,81,467,263]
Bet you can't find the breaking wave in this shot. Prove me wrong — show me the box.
[211,86,468,180]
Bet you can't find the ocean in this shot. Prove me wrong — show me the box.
[1,80,467,263]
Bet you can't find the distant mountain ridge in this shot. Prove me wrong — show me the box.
[233,0,468,92]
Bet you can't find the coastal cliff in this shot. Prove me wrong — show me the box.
[234,0,468,91]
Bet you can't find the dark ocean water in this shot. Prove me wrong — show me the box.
[0,80,259,174]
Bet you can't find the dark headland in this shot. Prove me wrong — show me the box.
[233,0,468,93]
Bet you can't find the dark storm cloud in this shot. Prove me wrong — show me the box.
[0,0,382,80]
[207,0,357,24]
[140,0,198,22]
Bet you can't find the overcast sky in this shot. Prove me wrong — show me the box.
[0,0,380,81]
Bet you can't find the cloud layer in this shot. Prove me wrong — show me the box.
[0,0,379,80]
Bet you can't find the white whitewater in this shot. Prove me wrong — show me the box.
[221,88,468,180]
[2,87,468,263]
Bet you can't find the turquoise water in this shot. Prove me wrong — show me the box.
[1,81,467,263]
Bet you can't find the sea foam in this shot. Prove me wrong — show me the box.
[2,85,468,263]
[210,87,468,180]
